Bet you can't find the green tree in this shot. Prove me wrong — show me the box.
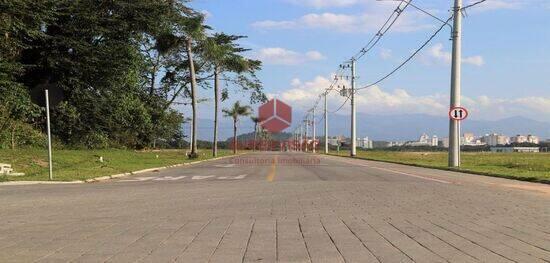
[201,33,265,157]
[180,15,208,158]
[223,101,251,154]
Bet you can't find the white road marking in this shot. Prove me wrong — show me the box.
[214,164,236,168]
[218,174,248,180]
[192,175,215,180]
[334,158,452,184]
[117,174,248,183]
[153,176,187,181]
[370,166,452,184]
[118,177,156,182]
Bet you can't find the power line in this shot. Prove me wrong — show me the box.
[352,0,411,61]
[356,15,453,91]
[462,0,487,10]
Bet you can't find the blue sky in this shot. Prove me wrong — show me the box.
[187,0,550,128]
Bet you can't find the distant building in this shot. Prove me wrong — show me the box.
[327,136,344,146]
[405,133,437,147]
[462,132,486,146]
[510,134,539,144]
[482,133,510,146]
[431,136,438,147]
[463,133,475,144]
[386,141,405,147]
[419,133,430,144]
[357,137,373,149]
[490,147,540,153]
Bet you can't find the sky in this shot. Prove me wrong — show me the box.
[186,0,550,135]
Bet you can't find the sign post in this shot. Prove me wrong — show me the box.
[45,90,53,180]
[448,106,468,168]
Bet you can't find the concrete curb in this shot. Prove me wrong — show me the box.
[84,153,244,183]
[0,153,246,186]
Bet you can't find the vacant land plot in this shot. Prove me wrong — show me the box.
[0,149,233,182]
[330,150,550,183]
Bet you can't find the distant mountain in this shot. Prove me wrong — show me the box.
[191,114,550,141]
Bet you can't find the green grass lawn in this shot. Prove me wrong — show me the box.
[0,149,235,182]
[329,150,550,183]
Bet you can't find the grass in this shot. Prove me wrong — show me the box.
[0,149,235,182]
[329,150,550,183]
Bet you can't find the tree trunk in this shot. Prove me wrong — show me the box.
[233,118,237,154]
[213,67,220,157]
[253,123,257,152]
[186,38,199,157]
[150,52,161,96]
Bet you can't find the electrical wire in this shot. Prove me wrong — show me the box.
[462,0,487,10]
[352,0,411,61]
[356,15,453,91]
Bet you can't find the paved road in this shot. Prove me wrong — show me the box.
[1,152,549,262]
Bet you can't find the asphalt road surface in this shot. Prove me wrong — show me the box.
[1,152,549,262]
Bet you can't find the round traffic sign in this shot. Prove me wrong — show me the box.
[449,106,468,121]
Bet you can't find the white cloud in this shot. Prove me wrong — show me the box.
[255,48,326,65]
[466,0,522,11]
[274,76,550,121]
[380,48,392,60]
[424,43,484,67]
[287,0,360,8]
[253,1,433,33]
[201,10,212,19]
[252,11,432,33]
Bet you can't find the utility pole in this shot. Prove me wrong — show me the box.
[312,108,316,153]
[304,119,309,152]
[449,0,462,167]
[324,91,329,154]
[299,125,303,152]
[350,59,357,157]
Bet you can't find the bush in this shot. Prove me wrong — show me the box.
[0,121,47,149]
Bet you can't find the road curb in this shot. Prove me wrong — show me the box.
[84,153,245,183]
[0,153,246,186]
[322,153,550,185]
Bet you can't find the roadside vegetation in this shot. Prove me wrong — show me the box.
[330,150,550,183]
[0,149,234,182]
[1,0,265,154]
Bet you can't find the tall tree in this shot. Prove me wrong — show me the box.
[223,101,251,154]
[181,15,207,158]
[201,33,265,157]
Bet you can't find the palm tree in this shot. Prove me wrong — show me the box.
[251,116,261,151]
[223,101,252,154]
[182,15,207,158]
[202,33,261,157]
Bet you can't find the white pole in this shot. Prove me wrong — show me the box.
[188,120,193,152]
[351,59,357,157]
[312,108,316,153]
[300,125,303,152]
[449,0,462,167]
[304,119,309,152]
[45,90,53,181]
[324,91,328,154]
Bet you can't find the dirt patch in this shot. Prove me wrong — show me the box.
[33,159,49,167]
